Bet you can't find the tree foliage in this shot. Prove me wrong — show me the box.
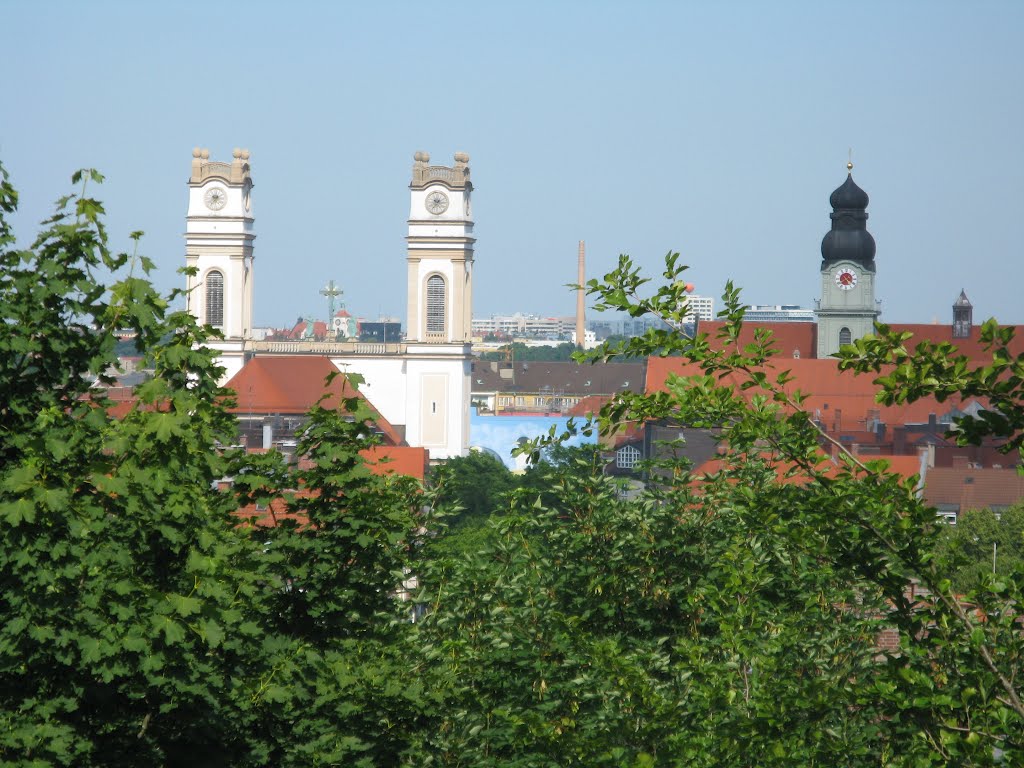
[934,503,1024,594]
[0,167,426,766]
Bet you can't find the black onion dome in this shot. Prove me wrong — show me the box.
[829,174,869,209]
[821,170,876,269]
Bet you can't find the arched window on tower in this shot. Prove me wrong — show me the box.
[839,326,852,347]
[206,270,224,328]
[426,275,446,335]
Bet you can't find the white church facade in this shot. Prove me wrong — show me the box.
[184,148,474,460]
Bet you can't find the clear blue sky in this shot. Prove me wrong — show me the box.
[4,0,1023,327]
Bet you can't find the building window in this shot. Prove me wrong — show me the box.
[515,396,525,406]
[839,326,852,346]
[206,270,224,327]
[426,275,446,334]
[616,444,642,470]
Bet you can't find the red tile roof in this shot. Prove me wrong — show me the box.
[696,320,1024,363]
[646,356,988,431]
[224,356,402,446]
[887,323,1024,362]
[697,321,816,359]
[567,394,613,417]
[361,446,428,481]
[922,467,1024,512]
[692,451,922,488]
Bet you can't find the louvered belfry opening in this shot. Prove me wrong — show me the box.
[426,274,446,335]
[206,270,225,328]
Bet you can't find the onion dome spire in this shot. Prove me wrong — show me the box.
[820,161,876,270]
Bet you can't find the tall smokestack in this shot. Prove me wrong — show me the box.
[576,240,586,349]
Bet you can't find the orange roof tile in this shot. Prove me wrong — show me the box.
[646,356,988,431]
[361,445,428,481]
[225,356,402,445]
[697,319,1024,364]
[888,323,1024,363]
[923,467,1024,512]
[697,321,816,359]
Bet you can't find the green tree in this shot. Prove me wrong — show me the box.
[431,450,517,526]
[934,504,1024,593]
[234,391,431,766]
[0,167,277,765]
[0,167,428,766]
[410,252,1024,765]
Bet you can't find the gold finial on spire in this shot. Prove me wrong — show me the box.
[847,148,853,173]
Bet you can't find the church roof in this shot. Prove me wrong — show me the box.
[696,320,816,359]
[829,173,870,210]
[224,356,402,445]
[821,167,876,269]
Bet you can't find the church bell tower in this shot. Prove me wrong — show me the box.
[399,151,474,459]
[406,151,474,342]
[815,162,880,358]
[184,147,255,382]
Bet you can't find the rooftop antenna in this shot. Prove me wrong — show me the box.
[320,280,343,321]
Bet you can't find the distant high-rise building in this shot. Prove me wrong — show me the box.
[743,304,815,323]
[683,295,714,323]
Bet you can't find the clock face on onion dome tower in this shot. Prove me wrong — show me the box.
[814,162,881,358]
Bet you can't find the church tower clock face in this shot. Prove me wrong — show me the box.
[425,190,449,215]
[835,267,858,290]
[204,186,227,211]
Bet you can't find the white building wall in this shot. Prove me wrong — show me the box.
[329,356,408,428]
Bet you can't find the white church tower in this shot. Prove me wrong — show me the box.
[406,151,474,343]
[401,151,474,457]
[184,147,255,381]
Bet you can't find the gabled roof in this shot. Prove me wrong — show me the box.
[923,467,1024,512]
[225,356,402,445]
